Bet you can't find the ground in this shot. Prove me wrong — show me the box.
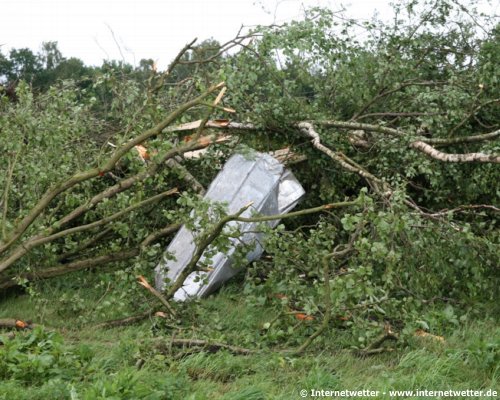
[0,281,498,399]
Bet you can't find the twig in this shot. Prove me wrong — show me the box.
[351,80,447,121]
[94,310,154,329]
[105,23,126,62]
[356,329,398,357]
[152,337,256,356]
[56,227,113,261]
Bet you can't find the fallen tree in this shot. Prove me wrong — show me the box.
[0,0,498,351]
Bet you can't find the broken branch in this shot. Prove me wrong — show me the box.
[94,310,155,329]
[152,337,256,355]
[0,318,39,330]
[410,141,500,163]
[137,275,176,317]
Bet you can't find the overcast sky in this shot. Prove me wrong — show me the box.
[1,0,497,69]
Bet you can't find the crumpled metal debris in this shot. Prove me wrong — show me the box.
[154,151,305,300]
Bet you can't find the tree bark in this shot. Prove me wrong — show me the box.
[410,141,500,163]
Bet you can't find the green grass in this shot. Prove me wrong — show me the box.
[1,283,499,399]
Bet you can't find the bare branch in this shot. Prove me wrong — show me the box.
[351,80,447,121]
[424,129,500,145]
[151,38,198,94]
[152,337,255,355]
[297,122,388,194]
[356,112,445,120]
[410,141,500,163]
[177,33,257,66]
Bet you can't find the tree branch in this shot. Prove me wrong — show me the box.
[137,275,176,317]
[56,227,113,262]
[317,120,405,137]
[356,111,445,120]
[0,189,178,273]
[0,318,41,330]
[0,83,225,256]
[151,38,198,94]
[165,203,253,299]
[448,98,499,137]
[165,198,360,300]
[298,122,389,194]
[94,310,155,329]
[351,80,447,121]
[0,224,181,290]
[427,204,500,217]
[152,337,256,355]
[424,129,500,145]
[1,152,19,240]
[410,141,500,163]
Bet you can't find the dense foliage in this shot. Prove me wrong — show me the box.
[0,0,498,356]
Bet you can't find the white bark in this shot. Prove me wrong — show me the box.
[410,141,500,163]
